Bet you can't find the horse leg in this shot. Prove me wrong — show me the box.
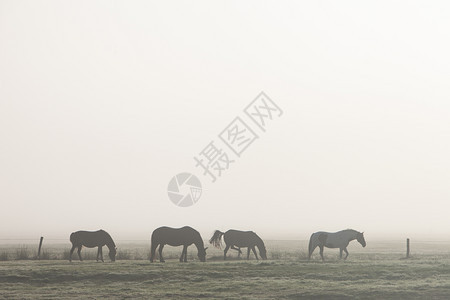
[344,248,349,260]
[180,245,187,262]
[77,246,82,261]
[159,244,165,263]
[319,246,324,261]
[224,245,230,260]
[231,246,242,257]
[69,245,76,262]
[100,247,104,262]
[252,247,259,260]
[183,246,188,262]
[150,243,158,262]
[96,247,100,262]
[247,247,251,260]
[339,248,343,259]
[308,245,317,260]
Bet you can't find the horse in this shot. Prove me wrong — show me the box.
[69,229,117,262]
[150,226,207,263]
[308,229,366,261]
[209,229,267,260]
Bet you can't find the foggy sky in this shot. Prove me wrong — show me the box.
[1,1,449,242]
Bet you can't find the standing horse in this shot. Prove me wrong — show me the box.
[69,229,117,262]
[209,229,267,260]
[150,226,207,262]
[308,229,366,261]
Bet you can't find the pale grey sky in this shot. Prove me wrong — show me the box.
[0,1,449,242]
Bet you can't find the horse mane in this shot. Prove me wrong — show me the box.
[101,230,116,248]
[252,232,264,246]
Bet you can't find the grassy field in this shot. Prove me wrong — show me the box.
[1,241,450,299]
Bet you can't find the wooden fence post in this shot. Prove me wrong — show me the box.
[406,238,410,258]
[38,237,44,259]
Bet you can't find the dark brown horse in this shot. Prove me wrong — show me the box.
[150,226,207,262]
[69,230,117,262]
[209,229,267,260]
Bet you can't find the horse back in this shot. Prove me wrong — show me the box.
[224,230,260,247]
[152,226,201,246]
[311,231,347,249]
[70,230,110,248]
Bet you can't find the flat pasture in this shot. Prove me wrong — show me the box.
[1,241,450,299]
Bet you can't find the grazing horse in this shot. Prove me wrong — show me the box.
[69,229,117,262]
[150,226,207,262]
[308,229,366,261]
[209,229,267,260]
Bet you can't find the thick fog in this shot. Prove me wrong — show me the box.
[1,1,449,243]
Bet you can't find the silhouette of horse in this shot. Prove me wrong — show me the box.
[209,229,267,260]
[308,229,366,261]
[69,229,117,262]
[150,226,207,262]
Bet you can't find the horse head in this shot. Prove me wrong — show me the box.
[109,247,117,262]
[198,247,208,262]
[259,246,267,260]
[357,232,366,247]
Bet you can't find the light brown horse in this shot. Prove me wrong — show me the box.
[308,229,366,261]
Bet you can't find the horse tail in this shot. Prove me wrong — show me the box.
[209,230,224,249]
[150,230,159,249]
[308,233,315,259]
[70,232,77,245]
